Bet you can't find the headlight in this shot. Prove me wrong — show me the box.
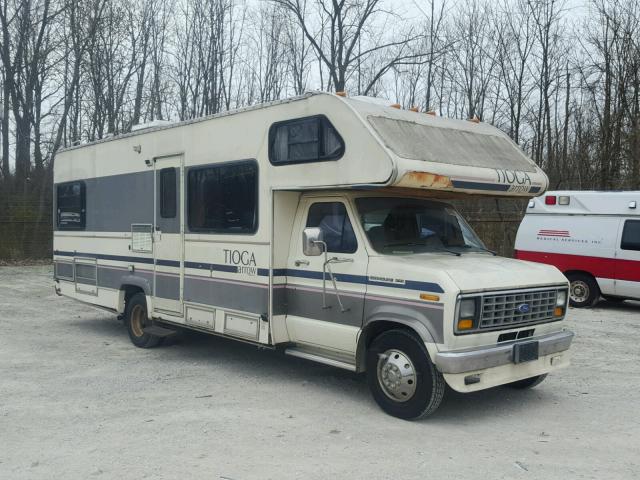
[553,290,567,317]
[556,290,567,307]
[459,298,476,318]
[457,298,477,332]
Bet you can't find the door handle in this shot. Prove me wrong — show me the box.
[328,257,354,264]
[294,259,310,267]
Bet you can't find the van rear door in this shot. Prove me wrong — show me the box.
[614,219,640,300]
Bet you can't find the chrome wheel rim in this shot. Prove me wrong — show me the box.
[376,349,417,402]
[130,304,146,337]
[570,280,589,304]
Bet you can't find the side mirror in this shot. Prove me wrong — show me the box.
[303,227,325,256]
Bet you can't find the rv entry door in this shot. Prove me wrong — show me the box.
[153,154,185,316]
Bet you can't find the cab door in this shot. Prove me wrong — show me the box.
[153,154,184,316]
[284,197,368,354]
[614,218,640,299]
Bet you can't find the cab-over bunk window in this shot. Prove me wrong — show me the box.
[269,115,344,165]
[187,160,258,234]
[56,181,86,230]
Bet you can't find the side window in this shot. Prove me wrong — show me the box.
[306,202,357,254]
[187,161,258,233]
[160,168,177,219]
[621,220,640,251]
[269,115,344,165]
[56,181,86,230]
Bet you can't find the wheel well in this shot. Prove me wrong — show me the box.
[355,321,418,373]
[564,270,595,280]
[120,284,145,313]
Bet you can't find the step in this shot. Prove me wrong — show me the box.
[143,325,178,337]
[284,347,356,371]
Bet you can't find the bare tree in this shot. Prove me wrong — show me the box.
[271,0,424,93]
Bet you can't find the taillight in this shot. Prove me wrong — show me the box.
[545,195,557,205]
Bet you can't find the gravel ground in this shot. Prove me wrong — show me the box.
[1,265,639,480]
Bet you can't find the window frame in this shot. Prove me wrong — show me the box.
[186,159,259,235]
[56,180,86,231]
[268,114,345,166]
[159,167,177,219]
[620,219,640,251]
[305,200,358,254]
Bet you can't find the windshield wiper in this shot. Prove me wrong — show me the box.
[434,247,461,256]
[383,241,430,248]
[383,241,462,256]
[462,245,497,256]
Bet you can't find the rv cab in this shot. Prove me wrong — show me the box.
[53,92,573,419]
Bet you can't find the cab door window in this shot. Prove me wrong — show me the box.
[306,202,357,254]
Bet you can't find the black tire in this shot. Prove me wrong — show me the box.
[125,292,162,348]
[566,273,600,308]
[507,374,547,389]
[366,329,445,420]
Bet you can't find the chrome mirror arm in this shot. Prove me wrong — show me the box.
[313,243,352,313]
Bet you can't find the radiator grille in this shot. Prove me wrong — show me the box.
[480,289,558,329]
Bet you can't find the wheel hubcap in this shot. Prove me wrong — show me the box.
[570,280,589,303]
[376,349,417,402]
[130,305,146,337]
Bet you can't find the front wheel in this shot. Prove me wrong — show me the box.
[366,329,445,420]
[567,273,600,308]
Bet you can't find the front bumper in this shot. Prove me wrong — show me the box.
[435,330,574,374]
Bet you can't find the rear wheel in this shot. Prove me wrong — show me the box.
[567,273,600,308]
[366,329,445,420]
[507,374,547,389]
[125,293,162,348]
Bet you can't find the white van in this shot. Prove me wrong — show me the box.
[53,92,573,419]
[515,191,640,307]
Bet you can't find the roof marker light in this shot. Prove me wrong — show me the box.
[426,110,436,116]
[390,103,401,109]
[559,196,570,205]
[409,106,419,112]
[335,91,347,97]
[545,196,557,205]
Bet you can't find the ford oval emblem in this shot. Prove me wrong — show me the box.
[517,303,530,314]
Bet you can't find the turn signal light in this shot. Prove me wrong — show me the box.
[554,307,564,317]
[420,293,440,302]
[457,319,474,330]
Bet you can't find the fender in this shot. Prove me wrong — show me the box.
[119,274,152,295]
[117,275,153,314]
[355,303,444,372]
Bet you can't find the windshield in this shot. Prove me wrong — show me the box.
[355,197,487,255]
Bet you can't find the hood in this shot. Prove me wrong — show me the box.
[368,253,567,293]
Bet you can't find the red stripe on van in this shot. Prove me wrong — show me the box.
[515,250,640,283]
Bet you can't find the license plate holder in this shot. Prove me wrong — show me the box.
[513,341,539,364]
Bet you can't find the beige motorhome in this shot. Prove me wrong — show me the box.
[53,92,573,419]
